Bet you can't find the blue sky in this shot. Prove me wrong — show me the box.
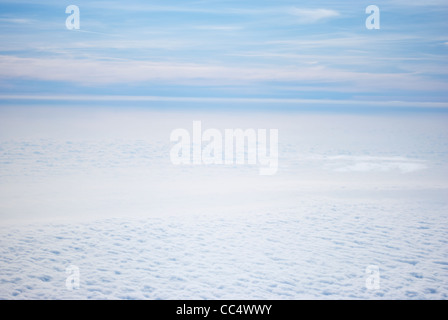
[0,0,447,111]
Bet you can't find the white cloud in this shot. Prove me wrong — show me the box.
[289,8,339,23]
[335,162,427,173]
[0,18,33,24]
[193,25,243,31]
[0,55,447,94]
[324,155,428,173]
[389,0,448,6]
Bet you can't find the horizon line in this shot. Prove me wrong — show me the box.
[0,95,447,109]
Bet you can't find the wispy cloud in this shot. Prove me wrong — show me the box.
[389,0,448,6]
[0,1,447,108]
[323,155,428,173]
[0,18,33,24]
[193,25,243,31]
[1,55,447,93]
[289,8,340,24]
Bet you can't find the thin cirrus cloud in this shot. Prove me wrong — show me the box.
[193,25,243,31]
[289,8,340,24]
[0,17,33,24]
[81,3,338,20]
[0,1,447,109]
[0,54,446,94]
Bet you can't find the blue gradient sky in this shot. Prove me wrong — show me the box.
[0,0,447,111]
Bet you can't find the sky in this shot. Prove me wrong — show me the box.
[0,0,447,111]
